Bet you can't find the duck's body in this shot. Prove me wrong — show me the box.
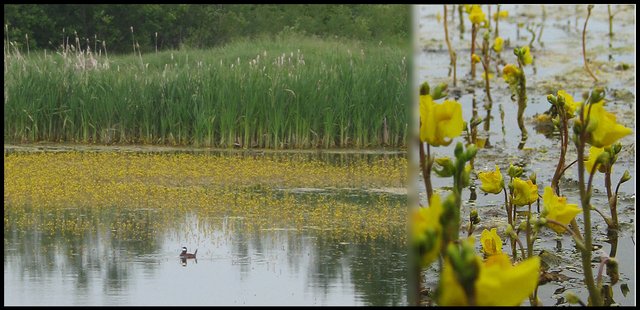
[180,247,197,258]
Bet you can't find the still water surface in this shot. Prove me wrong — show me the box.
[4,149,407,306]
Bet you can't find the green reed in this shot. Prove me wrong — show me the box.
[4,34,409,149]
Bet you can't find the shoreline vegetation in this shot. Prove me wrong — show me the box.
[4,4,410,149]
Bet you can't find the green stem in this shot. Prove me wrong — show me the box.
[516,61,528,149]
[504,185,517,260]
[576,94,603,306]
[444,5,457,87]
[582,5,598,82]
[551,108,568,195]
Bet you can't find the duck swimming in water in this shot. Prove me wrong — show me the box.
[180,247,197,259]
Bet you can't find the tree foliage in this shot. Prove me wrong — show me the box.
[4,4,410,53]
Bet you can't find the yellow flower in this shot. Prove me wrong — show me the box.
[493,10,509,20]
[478,165,504,194]
[440,253,540,306]
[502,64,521,85]
[469,5,486,25]
[419,95,464,146]
[521,46,533,65]
[542,186,582,234]
[472,53,482,64]
[582,101,633,147]
[412,194,443,267]
[584,146,608,174]
[556,90,581,117]
[511,177,538,207]
[493,36,504,53]
[481,228,503,256]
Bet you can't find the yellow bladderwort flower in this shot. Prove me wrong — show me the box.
[584,146,608,174]
[582,101,633,147]
[469,5,486,25]
[542,186,582,234]
[478,165,504,194]
[502,64,521,85]
[419,94,464,146]
[481,228,503,256]
[493,36,504,53]
[493,10,509,21]
[511,177,538,207]
[472,53,482,64]
[412,194,443,267]
[521,45,533,65]
[440,252,540,306]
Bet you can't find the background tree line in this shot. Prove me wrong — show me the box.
[4,4,410,54]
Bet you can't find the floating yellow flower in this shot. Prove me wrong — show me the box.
[493,36,504,53]
[502,64,521,85]
[493,10,509,21]
[440,252,540,306]
[412,194,443,267]
[521,46,533,66]
[472,53,482,64]
[582,101,633,147]
[556,90,581,118]
[469,5,486,25]
[419,94,464,146]
[478,165,504,194]
[584,146,608,174]
[542,186,582,234]
[481,228,503,256]
[511,177,538,207]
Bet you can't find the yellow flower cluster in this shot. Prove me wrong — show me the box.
[4,151,408,242]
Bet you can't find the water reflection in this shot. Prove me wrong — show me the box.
[5,203,406,306]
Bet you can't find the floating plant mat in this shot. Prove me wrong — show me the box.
[4,148,408,305]
[416,4,635,306]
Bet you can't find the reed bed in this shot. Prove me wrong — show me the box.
[4,34,409,149]
[4,151,407,242]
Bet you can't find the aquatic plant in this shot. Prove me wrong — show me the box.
[503,45,532,149]
[443,5,457,87]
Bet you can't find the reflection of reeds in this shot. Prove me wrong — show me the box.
[4,34,408,149]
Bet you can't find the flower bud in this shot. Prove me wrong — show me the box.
[420,82,430,96]
[434,157,455,177]
[431,82,449,100]
[612,142,622,155]
[547,94,557,105]
[454,142,464,158]
[589,87,605,103]
[470,208,480,225]
[465,144,478,161]
[595,151,610,168]
[529,172,537,184]
[507,163,524,178]
[565,292,581,305]
[620,170,631,184]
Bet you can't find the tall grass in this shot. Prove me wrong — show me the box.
[4,33,409,149]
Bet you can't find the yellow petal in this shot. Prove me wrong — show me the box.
[512,177,538,206]
[584,101,633,147]
[542,186,582,233]
[478,165,504,194]
[476,255,541,306]
[481,228,503,255]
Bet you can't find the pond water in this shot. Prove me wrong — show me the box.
[414,4,635,306]
[4,147,408,306]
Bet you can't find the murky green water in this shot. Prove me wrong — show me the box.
[415,4,635,306]
[4,148,408,306]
